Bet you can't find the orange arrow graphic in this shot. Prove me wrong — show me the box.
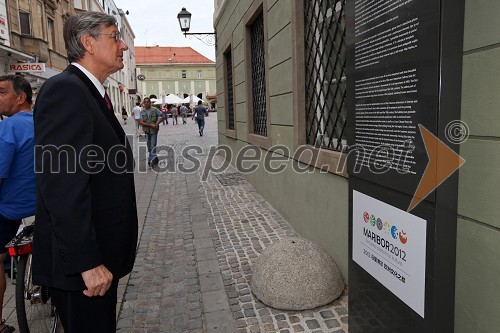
[408,124,466,212]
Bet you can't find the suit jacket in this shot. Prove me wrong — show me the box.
[32,65,138,291]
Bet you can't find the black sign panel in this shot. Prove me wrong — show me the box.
[346,0,465,332]
[346,0,441,199]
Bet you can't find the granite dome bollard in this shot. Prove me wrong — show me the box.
[250,237,345,310]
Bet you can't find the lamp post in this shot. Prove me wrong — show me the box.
[177,7,216,47]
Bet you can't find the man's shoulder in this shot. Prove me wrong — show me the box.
[0,113,32,144]
[0,112,32,127]
[39,69,84,97]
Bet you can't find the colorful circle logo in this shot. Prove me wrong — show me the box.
[363,211,369,223]
[390,226,398,239]
[376,218,383,230]
[370,215,376,226]
[383,221,390,234]
[399,230,408,244]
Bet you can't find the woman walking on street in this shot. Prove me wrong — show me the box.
[121,106,128,125]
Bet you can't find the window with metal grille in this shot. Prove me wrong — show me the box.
[225,50,235,130]
[304,0,347,151]
[250,13,267,137]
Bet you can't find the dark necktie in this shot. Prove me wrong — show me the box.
[104,92,113,112]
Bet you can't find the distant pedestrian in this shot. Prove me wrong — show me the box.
[132,102,142,136]
[161,106,169,125]
[180,104,188,124]
[121,106,128,125]
[171,105,178,125]
[192,100,207,136]
[140,97,165,166]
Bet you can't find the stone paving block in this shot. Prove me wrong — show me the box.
[196,246,217,260]
[306,319,321,329]
[336,306,348,315]
[205,310,237,333]
[198,258,221,275]
[195,237,215,249]
[325,318,341,328]
[199,273,225,292]
[193,227,211,239]
[202,290,231,312]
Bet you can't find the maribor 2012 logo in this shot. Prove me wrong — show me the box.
[363,211,408,245]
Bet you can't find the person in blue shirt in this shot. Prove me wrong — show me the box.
[0,74,35,333]
[139,97,165,166]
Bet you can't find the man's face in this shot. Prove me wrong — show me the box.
[0,81,22,117]
[92,24,128,75]
[143,99,152,109]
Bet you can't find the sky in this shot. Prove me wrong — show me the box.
[115,0,216,61]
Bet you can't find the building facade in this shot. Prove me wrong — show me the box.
[1,0,73,91]
[135,46,216,104]
[1,0,137,113]
[214,0,500,332]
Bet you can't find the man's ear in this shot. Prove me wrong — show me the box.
[17,92,27,105]
[81,34,94,55]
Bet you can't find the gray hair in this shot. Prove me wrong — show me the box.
[64,12,117,63]
[0,74,33,104]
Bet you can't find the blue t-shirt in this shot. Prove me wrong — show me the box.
[0,111,36,220]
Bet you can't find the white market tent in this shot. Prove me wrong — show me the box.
[180,95,202,104]
[163,94,183,105]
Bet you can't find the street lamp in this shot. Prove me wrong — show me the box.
[177,7,216,47]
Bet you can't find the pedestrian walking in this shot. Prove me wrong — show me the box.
[171,105,178,125]
[161,106,169,125]
[0,75,35,333]
[121,106,128,125]
[132,102,142,136]
[180,104,188,124]
[192,100,207,136]
[140,97,165,166]
[33,12,138,333]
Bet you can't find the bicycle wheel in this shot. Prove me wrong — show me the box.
[15,254,59,333]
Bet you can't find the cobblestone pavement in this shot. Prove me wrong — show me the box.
[117,114,348,333]
[3,114,349,332]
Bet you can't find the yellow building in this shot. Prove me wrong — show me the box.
[135,46,216,105]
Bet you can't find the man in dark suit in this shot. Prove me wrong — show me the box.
[33,12,138,332]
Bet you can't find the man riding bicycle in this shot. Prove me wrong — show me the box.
[0,75,35,333]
